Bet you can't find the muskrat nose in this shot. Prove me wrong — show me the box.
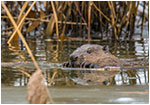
[70,55,78,61]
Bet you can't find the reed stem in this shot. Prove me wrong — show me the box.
[2,1,40,71]
[7,1,36,44]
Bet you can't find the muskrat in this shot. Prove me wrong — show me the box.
[63,44,125,68]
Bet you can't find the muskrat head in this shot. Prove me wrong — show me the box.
[69,44,104,67]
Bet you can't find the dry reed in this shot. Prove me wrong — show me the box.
[2,1,54,104]
[2,1,148,41]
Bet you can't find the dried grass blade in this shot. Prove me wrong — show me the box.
[110,1,116,19]
[45,15,55,37]
[12,1,29,41]
[44,1,47,8]
[60,25,66,41]
[48,71,57,86]
[7,1,36,44]
[25,10,46,33]
[25,20,40,33]
[51,1,59,39]
[92,2,111,22]
[18,1,29,21]
[88,1,92,41]
[18,70,31,78]
[74,1,88,31]
[2,3,54,103]
[2,1,40,71]
[2,16,87,25]
[108,1,117,39]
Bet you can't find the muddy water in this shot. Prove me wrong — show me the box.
[1,85,149,104]
[1,34,149,104]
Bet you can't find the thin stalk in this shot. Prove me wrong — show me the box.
[108,1,117,39]
[74,1,89,31]
[49,71,57,86]
[7,1,36,44]
[12,1,29,41]
[2,1,40,71]
[18,70,31,78]
[3,3,54,103]
[88,1,92,41]
[51,1,59,39]
[141,1,146,40]
[129,1,136,39]
[2,16,87,25]
[1,21,30,32]
[92,2,111,22]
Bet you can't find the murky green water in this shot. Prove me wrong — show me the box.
[1,34,149,104]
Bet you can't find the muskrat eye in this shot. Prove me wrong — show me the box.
[87,48,92,54]
[103,45,109,53]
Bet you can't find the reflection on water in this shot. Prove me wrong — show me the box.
[1,37,149,86]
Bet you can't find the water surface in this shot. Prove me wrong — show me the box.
[1,34,149,104]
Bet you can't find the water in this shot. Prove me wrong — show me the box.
[1,85,149,104]
[1,34,149,104]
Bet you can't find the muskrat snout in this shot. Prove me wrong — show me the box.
[70,55,78,62]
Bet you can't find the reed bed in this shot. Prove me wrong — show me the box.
[1,1,149,104]
[1,1,149,41]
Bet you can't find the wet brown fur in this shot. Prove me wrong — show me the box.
[69,44,125,68]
